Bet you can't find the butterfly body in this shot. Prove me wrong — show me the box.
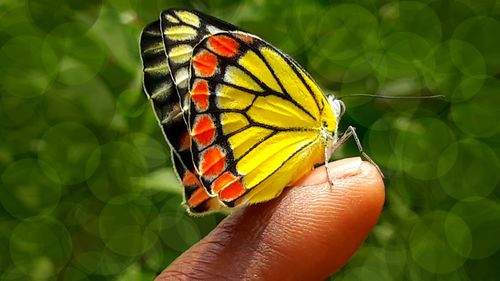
[140,9,345,214]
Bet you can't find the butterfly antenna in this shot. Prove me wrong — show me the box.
[337,93,445,100]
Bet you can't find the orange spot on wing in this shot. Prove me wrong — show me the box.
[219,178,246,202]
[199,146,226,177]
[212,171,240,193]
[182,171,200,187]
[178,131,191,151]
[191,115,216,147]
[191,80,210,111]
[193,50,218,77]
[208,35,240,57]
[187,187,211,208]
[234,33,254,44]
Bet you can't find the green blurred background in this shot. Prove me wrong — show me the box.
[1,0,499,280]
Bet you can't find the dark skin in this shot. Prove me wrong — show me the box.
[156,157,385,281]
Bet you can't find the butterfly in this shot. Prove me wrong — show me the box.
[140,8,359,215]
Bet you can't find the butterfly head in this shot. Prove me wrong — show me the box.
[327,95,346,123]
[322,95,346,157]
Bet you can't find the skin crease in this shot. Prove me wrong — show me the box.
[157,157,385,281]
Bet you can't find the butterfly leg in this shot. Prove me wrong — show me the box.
[324,145,335,187]
[332,126,384,178]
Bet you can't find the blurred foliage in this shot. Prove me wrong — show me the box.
[0,0,499,280]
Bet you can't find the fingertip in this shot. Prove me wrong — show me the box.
[294,157,385,223]
[356,161,385,213]
[259,157,385,279]
[159,157,385,281]
[294,157,382,186]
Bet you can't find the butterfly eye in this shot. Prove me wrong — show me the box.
[330,98,346,119]
[338,100,346,118]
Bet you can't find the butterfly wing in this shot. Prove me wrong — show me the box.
[187,32,338,207]
[140,9,243,213]
[141,9,338,214]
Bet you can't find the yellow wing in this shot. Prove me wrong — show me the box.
[187,32,338,207]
